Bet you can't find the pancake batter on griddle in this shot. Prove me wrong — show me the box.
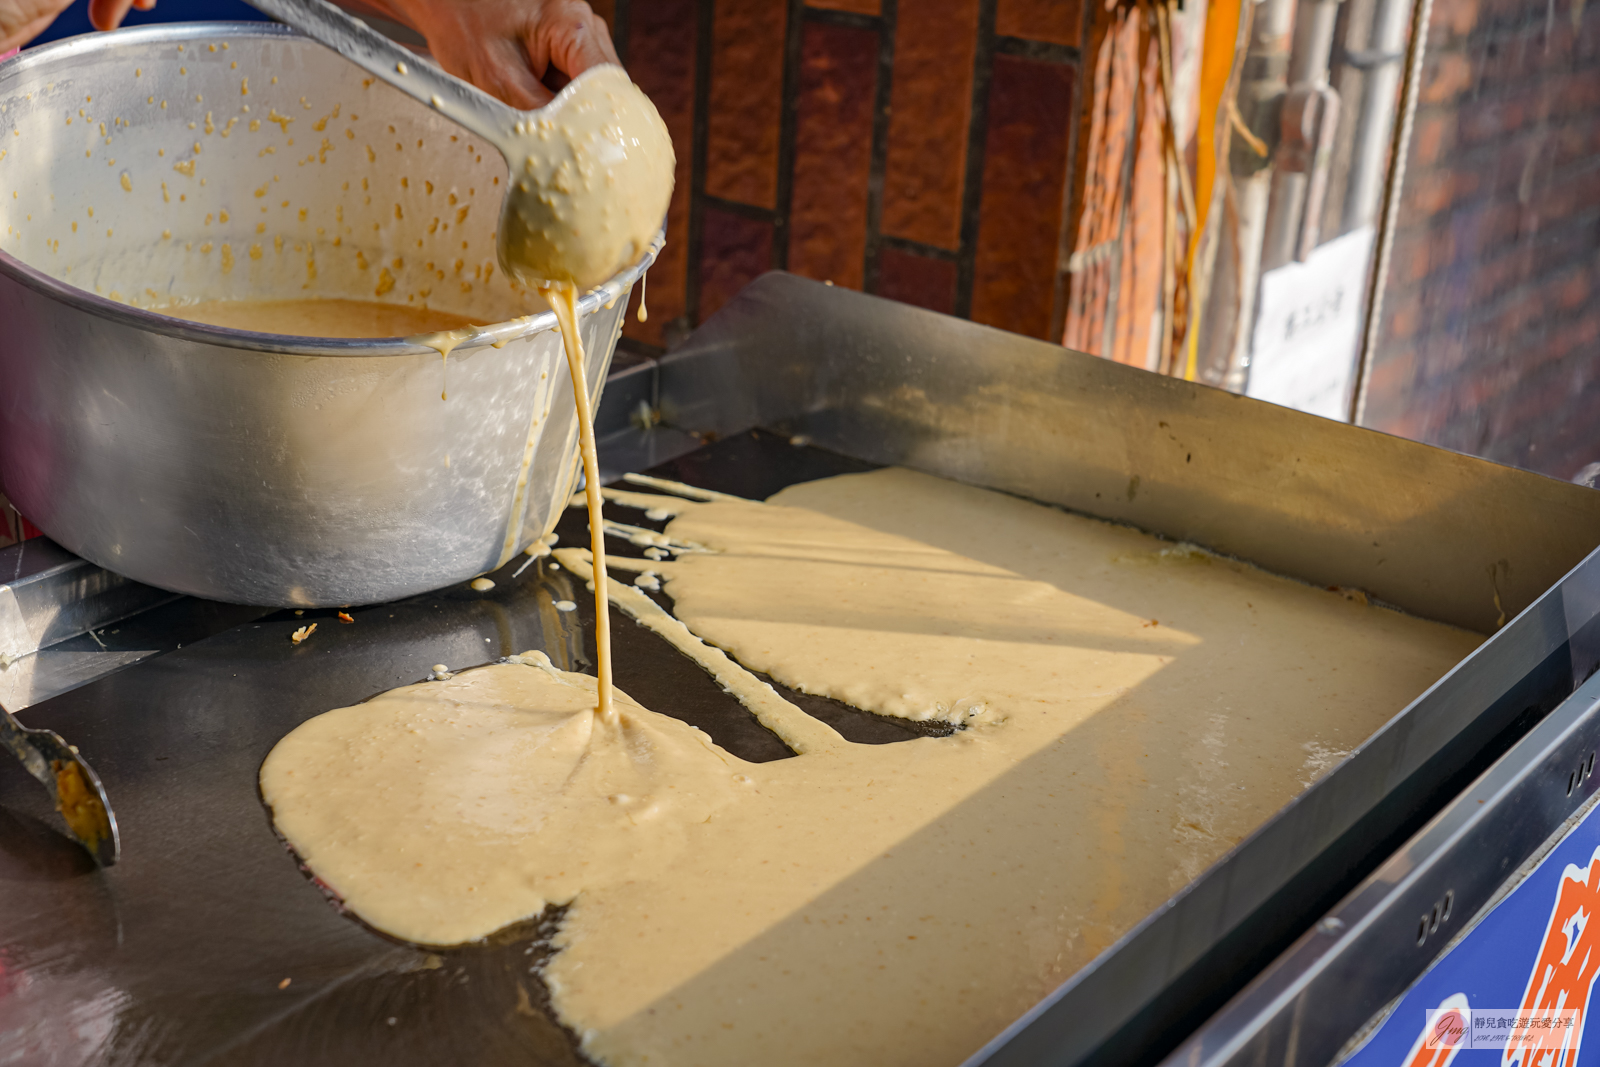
[261,467,1480,1067]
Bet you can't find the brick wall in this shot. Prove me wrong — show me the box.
[1363,0,1600,477]
[594,0,1086,353]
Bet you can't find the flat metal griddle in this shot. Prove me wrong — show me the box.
[7,274,1600,1067]
[0,430,936,1066]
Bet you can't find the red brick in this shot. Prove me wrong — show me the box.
[705,0,787,209]
[1410,115,1455,167]
[1535,171,1600,226]
[996,0,1083,47]
[1391,232,1438,284]
[1548,310,1600,364]
[970,55,1075,339]
[1430,0,1481,38]
[877,247,959,313]
[1552,268,1592,312]
[1454,92,1541,149]
[788,22,879,290]
[1499,363,1580,436]
[881,0,981,250]
[1384,291,1424,340]
[621,0,697,347]
[1367,348,1420,398]
[1403,169,1459,214]
[1471,288,1547,350]
[1549,120,1600,170]
[1552,68,1600,121]
[1424,52,1476,104]
[699,207,773,320]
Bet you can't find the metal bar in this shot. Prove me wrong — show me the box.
[1341,0,1413,231]
[1259,0,1343,272]
[0,540,177,665]
[1350,0,1431,424]
[1197,0,1295,389]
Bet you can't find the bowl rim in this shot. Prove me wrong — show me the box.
[0,21,662,358]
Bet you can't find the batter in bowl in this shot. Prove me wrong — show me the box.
[153,297,475,337]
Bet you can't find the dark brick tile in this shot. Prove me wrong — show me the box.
[877,247,959,313]
[699,206,774,320]
[788,22,879,289]
[971,54,1075,339]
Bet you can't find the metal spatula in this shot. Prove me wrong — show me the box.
[0,705,119,866]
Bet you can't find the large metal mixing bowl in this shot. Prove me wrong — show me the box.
[0,23,656,607]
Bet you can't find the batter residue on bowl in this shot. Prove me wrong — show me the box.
[260,466,1482,1067]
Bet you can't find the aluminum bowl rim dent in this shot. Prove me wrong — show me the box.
[0,21,663,358]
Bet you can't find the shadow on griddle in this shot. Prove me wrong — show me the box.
[218,902,589,1067]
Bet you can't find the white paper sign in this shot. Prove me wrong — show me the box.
[1246,225,1375,421]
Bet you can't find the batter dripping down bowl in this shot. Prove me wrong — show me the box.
[0,23,658,607]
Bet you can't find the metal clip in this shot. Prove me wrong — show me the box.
[1277,84,1342,260]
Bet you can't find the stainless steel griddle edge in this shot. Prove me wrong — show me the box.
[3,273,1598,1067]
[1162,621,1600,1067]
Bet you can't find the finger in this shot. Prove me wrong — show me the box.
[132,0,156,10]
[86,0,136,30]
[530,0,619,82]
[0,13,58,53]
[465,37,553,109]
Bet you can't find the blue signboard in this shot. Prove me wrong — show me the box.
[1341,797,1600,1066]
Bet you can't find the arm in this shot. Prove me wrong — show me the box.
[1,0,617,111]
[1,0,150,53]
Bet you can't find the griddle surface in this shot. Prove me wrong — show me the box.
[0,430,890,1066]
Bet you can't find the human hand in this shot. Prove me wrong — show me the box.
[1,0,152,55]
[366,0,618,110]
